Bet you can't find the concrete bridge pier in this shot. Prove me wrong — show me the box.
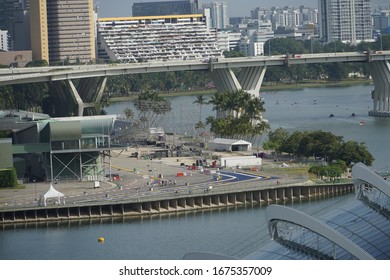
[50,77,107,116]
[367,61,390,117]
[210,66,267,98]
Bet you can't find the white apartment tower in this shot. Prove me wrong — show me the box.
[319,0,373,44]
[0,29,9,51]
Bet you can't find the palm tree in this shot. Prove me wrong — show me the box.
[193,95,207,122]
[0,86,14,109]
[254,121,270,151]
[124,107,134,119]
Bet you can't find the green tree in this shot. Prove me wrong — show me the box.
[253,120,270,151]
[223,50,246,58]
[124,107,134,119]
[263,128,290,153]
[323,63,350,82]
[298,130,343,161]
[194,120,206,135]
[282,130,307,157]
[338,141,374,166]
[133,91,171,129]
[206,90,267,139]
[26,60,48,67]
[0,85,14,109]
[193,95,207,122]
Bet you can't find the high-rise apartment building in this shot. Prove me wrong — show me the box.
[203,1,228,30]
[30,0,95,64]
[132,0,199,17]
[250,6,318,30]
[0,29,9,51]
[319,0,373,44]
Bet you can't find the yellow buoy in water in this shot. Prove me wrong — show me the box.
[98,237,105,243]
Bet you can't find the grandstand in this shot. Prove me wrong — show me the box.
[97,14,223,63]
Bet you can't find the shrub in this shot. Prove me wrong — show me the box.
[0,168,18,188]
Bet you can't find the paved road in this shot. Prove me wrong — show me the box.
[0,153,308,211]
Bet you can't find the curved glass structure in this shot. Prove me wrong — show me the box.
[246,163,390,260]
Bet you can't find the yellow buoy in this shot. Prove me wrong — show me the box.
[98,237,105,243]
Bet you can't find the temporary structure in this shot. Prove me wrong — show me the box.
[39,184,65,206]
[208,138,252,152]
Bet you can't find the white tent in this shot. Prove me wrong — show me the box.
[208,138,252,152]
[39,184,65,206]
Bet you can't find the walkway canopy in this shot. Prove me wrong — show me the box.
[39,184,65,206]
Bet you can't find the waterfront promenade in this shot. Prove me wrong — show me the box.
[0,151,354,223]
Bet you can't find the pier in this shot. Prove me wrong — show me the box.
[0,182,354,224]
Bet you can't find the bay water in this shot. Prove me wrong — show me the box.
[1,84,388,260]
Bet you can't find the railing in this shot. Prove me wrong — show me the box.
[0,177,353,212]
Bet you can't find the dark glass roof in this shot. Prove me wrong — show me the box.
[246,190,390,260]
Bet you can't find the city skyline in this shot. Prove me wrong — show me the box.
[95,0,390,18]
[95,0,315,18]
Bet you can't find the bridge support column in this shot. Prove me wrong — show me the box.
[367,61,390,117]
[210,66,266,97]
[50,77,107,117]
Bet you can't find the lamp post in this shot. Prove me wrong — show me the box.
[268,38,271,56]
[33,179,37,201]
[310,37,314,54]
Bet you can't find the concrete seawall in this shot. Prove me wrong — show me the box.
[0,183,354,224]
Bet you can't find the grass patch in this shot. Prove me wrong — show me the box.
[0,185,26,190]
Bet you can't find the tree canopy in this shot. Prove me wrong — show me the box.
[133,91,172,129]
[263,128,374,166]
[205,90,270,141]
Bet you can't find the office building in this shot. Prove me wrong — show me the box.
[30,0,96,64]
[13,1,30,51]
[0,0,16,45]
[97,14,222,63]
[319,0,373,44]
[132,0,199,17]
[373,10,390,34]
[0,0,29,50]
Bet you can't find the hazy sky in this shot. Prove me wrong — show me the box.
[95,0,389,18]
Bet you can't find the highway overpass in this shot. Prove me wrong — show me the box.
[0,51,389,116]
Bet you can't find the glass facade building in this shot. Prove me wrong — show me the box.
[246,163,390,260]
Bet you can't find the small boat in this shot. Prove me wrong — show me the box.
[359,121,366,126]
[329,114,334,118]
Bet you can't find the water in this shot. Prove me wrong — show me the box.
[106,84,390,170]
[0,196,355,260]
[1,84,389,260]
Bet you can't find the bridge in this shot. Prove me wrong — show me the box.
[1,51,390,116]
